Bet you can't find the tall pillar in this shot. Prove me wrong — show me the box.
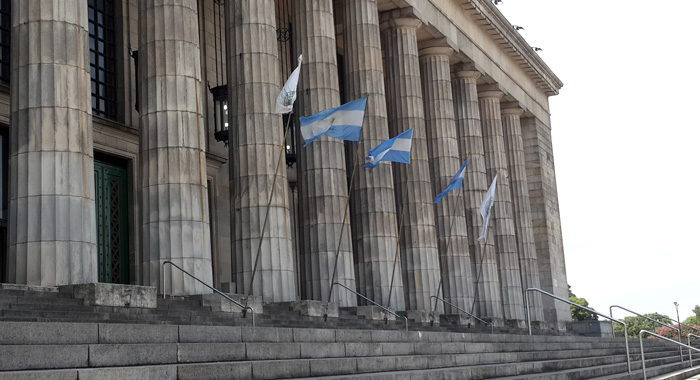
[227,0,296,301]
[293,0,356,306]
[478,86,525,322]
[501,104,544,322]
[522,116,571,324]
[139,0,213,295]
[381,17,441,312]
[342,0,405,310]
[8,0,97,286]
[419,47,474,313]
[451,66,503,321]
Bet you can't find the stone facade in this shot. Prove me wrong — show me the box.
[0,0,570,325]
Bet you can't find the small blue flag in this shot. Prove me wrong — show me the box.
[433,158,468,204]
[364,128,413,168]
[299,98,367,146]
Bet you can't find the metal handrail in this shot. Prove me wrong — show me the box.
[430,295,494,334]
[162,261,255,327]
[689,333,700,367]
[639,330,700,380]
[333,282,408,331]
[525,288,631,373]
[610,305,683,361]
[668,318,700,334]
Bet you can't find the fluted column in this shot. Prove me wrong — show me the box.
[478,87,525,322]
[501,104,544,322]
[8,0,97,285]
[227,0,295,301]
[293,0,356,306]
[419,47,474,313]
[381,18,441,312]
[342,0,405,310]
[139,0,212,295]
[451,67,503,320]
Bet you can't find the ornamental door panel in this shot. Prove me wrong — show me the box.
[94,160,129,284]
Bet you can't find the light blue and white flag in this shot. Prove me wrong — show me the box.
[274,55,302,114]
[364,128,413,168]
[478,175,498,240]
[299,98,367,146]
[433,158,468,204]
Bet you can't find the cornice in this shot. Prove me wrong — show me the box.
[455,0,563,96]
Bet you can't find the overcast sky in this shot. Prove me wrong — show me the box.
[497,0,700,321]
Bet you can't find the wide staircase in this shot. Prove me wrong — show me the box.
[1,285,699,379]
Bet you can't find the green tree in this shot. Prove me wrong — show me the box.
[568,286,597,321]
[683,305,700,326]
[613,313,672,338]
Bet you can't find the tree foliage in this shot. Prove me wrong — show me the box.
[613,313,672,338]
[683,305,700,326]
[568,286,597,322]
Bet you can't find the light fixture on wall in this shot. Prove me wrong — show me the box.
[210,0,229,146]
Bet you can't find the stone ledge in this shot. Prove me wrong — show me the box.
[197,293,263,314]
[289,301,339,318]
[59,283,157,308]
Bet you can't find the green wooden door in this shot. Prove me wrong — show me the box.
[94,160,130,284]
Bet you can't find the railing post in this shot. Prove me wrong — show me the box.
[525,290,531,335]
[640,333,648,380]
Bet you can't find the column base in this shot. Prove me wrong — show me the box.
[356,306,397,321]
[197,293,263,314]
[60,283,157,308]
[288,300,339,318]
[505,318,527,329]
[440,313,474,327]
[402,310,439,324]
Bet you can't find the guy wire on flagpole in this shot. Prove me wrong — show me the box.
[247,114,294,297]
[431,186,465,314]
[386,152,413,309]
[326,136,366,303]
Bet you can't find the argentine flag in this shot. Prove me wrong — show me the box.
[478,175,497,240]
[433,158,468,204]
[299,98,367,146]
[364,128,413,168]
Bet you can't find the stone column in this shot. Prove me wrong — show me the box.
[419,47,474,313]
[293,0,357,306]
[381,17,441,314]
[451,66,503,321]
[8,0,97,286]
[139,0,213,295]
[342,0,405,310]
[521,116,571,325]
[227,0,296,302]
[478,86,525,323]
[501,104,545,322]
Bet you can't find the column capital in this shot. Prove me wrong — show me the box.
[380,17,422,31]
[501,102,524,116]
[477,83,505,99]
[452,62,482,81]
[418,38,455,58]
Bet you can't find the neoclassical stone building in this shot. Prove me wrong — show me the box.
[0,0,570,325]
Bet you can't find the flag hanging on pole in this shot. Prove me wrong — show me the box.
[274,55,302,114]
[299,98,367,146]
[433,158,468,204]
[478,175,498,240]
[364,128,413,168]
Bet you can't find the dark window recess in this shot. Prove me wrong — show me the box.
[88,0,117,119]
[0,0,11,85]
[130,50,138,112]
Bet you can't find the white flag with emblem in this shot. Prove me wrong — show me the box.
[274,55,302,114]
[478,175,498,240]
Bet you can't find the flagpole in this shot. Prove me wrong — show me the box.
[247,114,294,297]
[470,215,491,315]
[326,139,365,303]
[431,186,465,314]
[386,154,413,309]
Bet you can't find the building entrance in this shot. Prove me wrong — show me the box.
[94,159,130,284]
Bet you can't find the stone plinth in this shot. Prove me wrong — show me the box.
[356,306,397,322]
[404,310,439,324]
[61,283,157,308]
[290,301,340,318]
[198,293,263,314]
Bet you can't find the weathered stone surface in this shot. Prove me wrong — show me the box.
[198,293,262,314]
[8,0,98,287]
[355,305,397,321]
[227,0,296,302]
[138,0,213,295]
[178,325,241,343]
[342,0,405,311]
[290,300,339,318]
[451,67,503,322]
[77,366,177,380]
[88,343,177,367]
[501,104,544,322]
[381,16,442,314]
[0,345,88,371]
[62,283,156,308]
[420,47,474,313]
[97,323,177,344]
[293,0,357,307]
[478,87,525,322]
[177,343,246,363]
[0,322,97,345]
